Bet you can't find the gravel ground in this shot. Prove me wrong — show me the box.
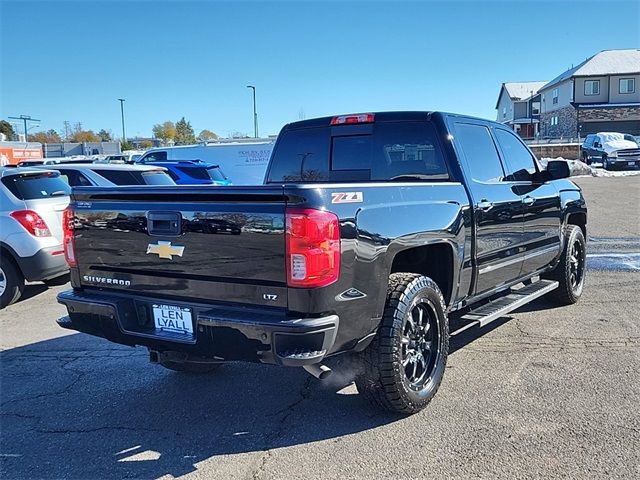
[1,176,639,480]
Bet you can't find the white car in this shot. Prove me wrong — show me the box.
[0,167,71,307]
[582,132,640,170]
[38,163,176,187]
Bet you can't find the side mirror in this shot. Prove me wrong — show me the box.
[594,142,601,148]
[545,160,570,180]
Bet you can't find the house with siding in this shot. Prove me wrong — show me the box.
[537,49,640,138]
[495,81,547,138]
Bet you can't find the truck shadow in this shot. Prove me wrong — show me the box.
[2,317,506,479]
[1,334,397,479]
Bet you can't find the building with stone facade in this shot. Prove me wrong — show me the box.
[537,49,640,138]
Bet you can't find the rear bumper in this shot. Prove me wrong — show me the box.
[56,289,339,367]
[17,246,68,281]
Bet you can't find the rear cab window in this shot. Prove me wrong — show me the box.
[266,120,448,183]
[1,171,71,200]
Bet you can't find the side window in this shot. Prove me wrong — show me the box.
[58,170,92,187]
[94,169,137,185]
[584,136,593,147]
[141,151,168,163]
[494,129,537,181]
[454,123,505,183]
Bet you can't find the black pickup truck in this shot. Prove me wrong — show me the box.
[57,112,587,414]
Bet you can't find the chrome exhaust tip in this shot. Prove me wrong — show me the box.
[303,363,332,380]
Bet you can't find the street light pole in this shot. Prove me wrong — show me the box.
[246,85,258,138]
[118,99,126,144]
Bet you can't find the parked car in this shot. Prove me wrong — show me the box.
[39,164,176,187]
[0,167,71,307]
[57,111,587,414]
[17,159,61,167]
[138,159,231,186]
[581,132,640,169]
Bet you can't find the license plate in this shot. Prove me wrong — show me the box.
[152,304,193,335]
[628,162,635,166]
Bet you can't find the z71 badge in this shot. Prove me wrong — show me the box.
[331,192,363,204]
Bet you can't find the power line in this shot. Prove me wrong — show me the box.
[8,115,40,141]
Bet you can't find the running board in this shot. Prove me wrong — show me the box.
[451,280,559,336]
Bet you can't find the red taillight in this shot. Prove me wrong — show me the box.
[330,113,375,125]
[63,207,77,267]
[286,208,340,288]
[10,210,51,237]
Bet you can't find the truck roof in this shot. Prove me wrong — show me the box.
[281,111,495,130]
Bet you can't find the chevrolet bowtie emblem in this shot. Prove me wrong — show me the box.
[146,241,185,260]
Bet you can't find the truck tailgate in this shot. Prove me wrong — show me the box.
[71,186,288,307]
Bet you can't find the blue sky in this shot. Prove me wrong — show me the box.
[1,0,638,139]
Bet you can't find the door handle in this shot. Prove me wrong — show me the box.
[522,196,536,206]
[477,200,493,211]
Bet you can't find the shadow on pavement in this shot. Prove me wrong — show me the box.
[15,283,49,303]
[1,306,514,479]
[0,333,399,479]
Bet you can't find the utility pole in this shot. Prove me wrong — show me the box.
[118,98,126,143]
[246,85,258,138]
[8,115,40,141]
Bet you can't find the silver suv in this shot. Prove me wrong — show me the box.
[0,167,71,307]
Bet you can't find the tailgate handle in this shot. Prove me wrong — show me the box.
[147,211,182,236]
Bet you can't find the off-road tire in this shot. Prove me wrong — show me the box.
[543,225,586,305]
[159,360,221,374]
[0,255,24,309]
[356,273,449,414]
[602,154,610,170]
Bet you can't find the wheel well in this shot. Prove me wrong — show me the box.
[567,212,587,238]
[390,243,453,305]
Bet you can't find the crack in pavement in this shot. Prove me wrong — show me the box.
[248,376,314,480]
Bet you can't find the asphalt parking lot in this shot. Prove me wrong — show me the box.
[1,175,639,480]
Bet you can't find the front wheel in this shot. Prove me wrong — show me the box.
[543,225,586,305]
[602,154,610,170]
[356,273,449,414]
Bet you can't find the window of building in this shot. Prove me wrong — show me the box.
[550,116,559,126]
[552,88,558,104]
[531,102,540,115]
[619,78,635,94]
[502,107,506,118]
[453,123,505,183]
[584,80,600,96]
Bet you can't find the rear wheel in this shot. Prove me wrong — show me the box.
[543,225,586,305]
[356,273,449,414]
[582,152,591,165]
[0,256,24,309]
